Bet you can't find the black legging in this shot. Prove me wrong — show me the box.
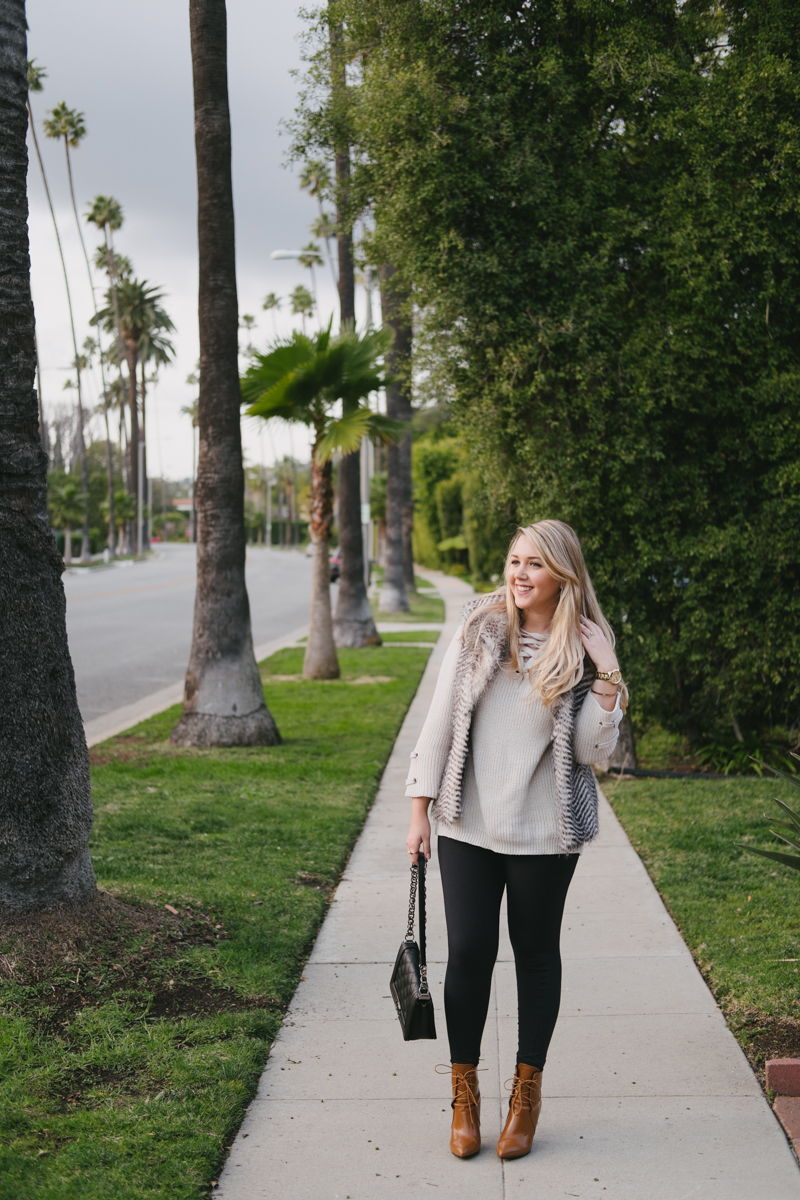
[438,835,578,1070]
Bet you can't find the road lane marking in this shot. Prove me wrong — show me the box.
[66,576,197,602]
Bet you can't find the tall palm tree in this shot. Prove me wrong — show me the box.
[170,0,281,748]
[378,263,415,609]
[242,325,400,678]
[299,241,324,318]
[290,284,314,334]
[94,278,174,544]
[43,105,117,555]
[26,66,91,562]
[138,316,175,548]
[328,14,379,649]
[262,291,281,338]
[1,5,96,910]
[300,159,337,288]
[88,197,129,544]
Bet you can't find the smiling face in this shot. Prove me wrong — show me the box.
[507,534,562,627]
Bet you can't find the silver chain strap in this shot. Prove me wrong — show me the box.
[405,862,430,996]
[405,862,418,941]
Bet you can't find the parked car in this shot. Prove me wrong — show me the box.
[329,547,341,583]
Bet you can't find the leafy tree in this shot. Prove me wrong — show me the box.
[170,0,281,748]
[333,0,800,744]
[1,3,96,909]
[242,324,399,678]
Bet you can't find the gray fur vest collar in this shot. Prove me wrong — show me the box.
[429,595,599,852]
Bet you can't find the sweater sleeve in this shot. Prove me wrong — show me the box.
[573,689,623,764]
[404,628,463,798]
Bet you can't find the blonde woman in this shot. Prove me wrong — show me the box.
[406,520,625,1160]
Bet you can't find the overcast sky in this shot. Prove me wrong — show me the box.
[27,0,358,480]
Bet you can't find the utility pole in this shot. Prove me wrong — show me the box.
[137,439,144,555]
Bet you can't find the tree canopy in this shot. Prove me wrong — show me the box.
[298,0,800,744]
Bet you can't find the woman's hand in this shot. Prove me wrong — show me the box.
[407,797,432,863]
[579,615,619,674]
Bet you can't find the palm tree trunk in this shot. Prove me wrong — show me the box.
[171,0,280,748]
[34,325,49,457]
[329,21,381,648]
[378,264,413,611]
[126,345,139,516]
[63,522,72,566]
[0,1,95,909]
[304,432,339,679]
[140,360,149,550]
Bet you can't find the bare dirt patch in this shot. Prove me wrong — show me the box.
[0,891,272,1029]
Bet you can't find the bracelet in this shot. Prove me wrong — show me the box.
[592,684,617,698]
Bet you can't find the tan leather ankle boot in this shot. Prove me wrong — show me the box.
[496,1063,542,1159]
[449,1062,481,1158]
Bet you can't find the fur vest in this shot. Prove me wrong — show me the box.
[429,595,600,852]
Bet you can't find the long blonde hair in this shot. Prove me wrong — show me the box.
[464,519,627,711]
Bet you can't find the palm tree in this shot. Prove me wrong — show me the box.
[101,488,137,557]
[300,159,338,288]
[290,284,315,334]
[94,278,174,549]
[327,17,379,649]
[298,241,324,318]
[378,264,415,610]
[170,0,281,749]
[87,197,129,543]
[1,9,96,910]
[262,291,281,338]
[242,324,400,678]
[311,211,338,290]
[138,316,175,548]
[43,104,117,557]
[48,477,86,567]
[26,67,91,562]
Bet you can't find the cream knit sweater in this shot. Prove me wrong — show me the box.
[405,627,622,855]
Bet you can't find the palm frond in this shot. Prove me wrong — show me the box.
[315,407,374,462]
[364,412,408,444]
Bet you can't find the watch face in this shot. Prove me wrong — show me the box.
[610,670,622,684]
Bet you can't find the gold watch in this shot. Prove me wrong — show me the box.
[595,668,622,686]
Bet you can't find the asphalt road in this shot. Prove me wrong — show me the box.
[63,543,313,722]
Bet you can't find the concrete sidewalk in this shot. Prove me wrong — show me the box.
[216,572,799,1199]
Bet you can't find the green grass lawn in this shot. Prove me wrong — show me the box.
[380,630,441,643]
[371,588,445,624]
[605,773,800,1076]
[0,645,430,1200]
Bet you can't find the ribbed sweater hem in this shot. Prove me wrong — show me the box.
[434,818,583,857]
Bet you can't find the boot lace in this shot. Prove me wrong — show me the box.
[503,1071,539,1115]
[436,1064,481,1112]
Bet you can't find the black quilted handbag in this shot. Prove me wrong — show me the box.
[389,858,436,1040]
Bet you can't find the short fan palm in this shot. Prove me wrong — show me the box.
[242,324,401,679]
